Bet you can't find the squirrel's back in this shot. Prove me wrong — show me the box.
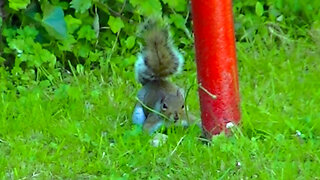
[135,20,184,85]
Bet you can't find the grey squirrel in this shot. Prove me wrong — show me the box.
[132,20,197,134]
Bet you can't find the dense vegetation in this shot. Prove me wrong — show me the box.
[0,0,319,178]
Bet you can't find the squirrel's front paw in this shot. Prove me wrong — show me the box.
[151,133,168,147]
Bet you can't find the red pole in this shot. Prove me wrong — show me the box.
[191,0,240,137]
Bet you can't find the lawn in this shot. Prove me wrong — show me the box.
[1,0,320,179]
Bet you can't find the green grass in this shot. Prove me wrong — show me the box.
[1,25,320,180]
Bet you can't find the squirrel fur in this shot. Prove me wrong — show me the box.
[135,21,184,85]
[132,20,187,134]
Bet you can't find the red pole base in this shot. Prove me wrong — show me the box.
[191,0,240,137]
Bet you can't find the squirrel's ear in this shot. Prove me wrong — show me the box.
[177,89,184,98]
[160,96,166,103]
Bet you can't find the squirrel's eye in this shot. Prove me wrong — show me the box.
[181,105,185,109]
[162,103,168,110]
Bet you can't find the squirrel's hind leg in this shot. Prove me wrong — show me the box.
[132,104,146,125]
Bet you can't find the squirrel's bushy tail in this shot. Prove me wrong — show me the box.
[135,20,184,85]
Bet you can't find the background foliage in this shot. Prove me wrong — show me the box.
[0,0,320,178]
[1,0,319,87]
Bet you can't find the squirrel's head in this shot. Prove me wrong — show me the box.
[159,89,185,122]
